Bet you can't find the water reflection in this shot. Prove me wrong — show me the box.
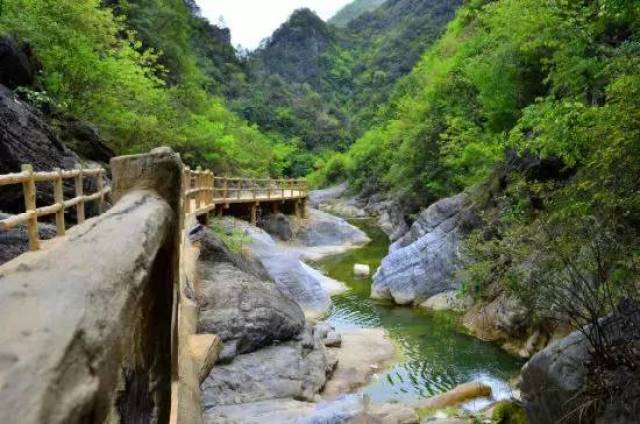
[317,219,523,405]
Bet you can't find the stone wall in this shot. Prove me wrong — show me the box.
[0,148,183,423]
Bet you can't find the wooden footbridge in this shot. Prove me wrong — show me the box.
[183,168,308,226]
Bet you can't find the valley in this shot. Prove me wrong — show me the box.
[0,0,639,423]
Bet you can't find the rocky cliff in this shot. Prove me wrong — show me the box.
[371,193,479,304]
[0,36,113,219]
[255,9,334,90]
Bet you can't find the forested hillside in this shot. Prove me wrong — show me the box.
[230,0,461,160]
[2,0,640,421]
[320,2,640,409]
[328,0,387,28]
[0,0,297,176]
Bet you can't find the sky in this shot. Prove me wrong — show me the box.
[195,0,353,50]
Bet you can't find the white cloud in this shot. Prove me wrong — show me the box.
[195,0,352,50]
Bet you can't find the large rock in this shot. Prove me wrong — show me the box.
[308,183,348,207]
[420,290,472,313]
[521,308,640,424]
[52,116,114,163]
[295,208,369,249]
[259,212,294,241]
[390,194,467,251]
[372,193,478,304]
[218,217,346,316]
[322,329,398,398]
[0,84,79,213]
[495,296,530,336]
[362,193,409,242]
[0,37,39,89]
[203,396,418,424]
[195,229,306,361]
[201,324,332,409]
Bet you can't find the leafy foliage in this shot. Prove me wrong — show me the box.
[328,0,387,28]
[327,0,640,212]
[231,1,461,157]
[0,0,292,176]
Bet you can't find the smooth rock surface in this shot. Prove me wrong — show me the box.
[295,208,369,249]
[196,229,306,361]
[323,328,398,398]
[201,324,332,408]
[259,212,294,241]
[521,308,640,424]
[204,395,418,424]
[420,291,471,313]
[219,217,346,316]
[372,193,476,304]
[353,263,370,278]
[318,196,369,219]
[308,182,348,207]
[520,329,589,424]
[0,84,79,213]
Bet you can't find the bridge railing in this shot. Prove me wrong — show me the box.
[0,164,109,251]
[0,161,307,251]
[183,166,308,217]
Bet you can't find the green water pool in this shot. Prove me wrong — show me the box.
[315,219,524,408]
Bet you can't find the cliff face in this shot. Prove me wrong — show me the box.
[255,9,334,90]
[236,0,463,150]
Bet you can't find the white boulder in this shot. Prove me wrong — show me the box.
[353,264,370,278]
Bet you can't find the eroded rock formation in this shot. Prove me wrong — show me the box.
[195,229,306,361]
[371,193,479,304]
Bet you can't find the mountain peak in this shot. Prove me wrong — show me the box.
[256,8,334,88]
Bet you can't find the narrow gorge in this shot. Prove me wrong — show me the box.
[1,0,639,423]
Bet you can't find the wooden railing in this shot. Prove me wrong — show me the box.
[183,167,308,217]
[0,164,109,251]
[0,162,307,252]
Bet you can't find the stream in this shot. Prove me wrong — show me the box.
[315,219,523,411]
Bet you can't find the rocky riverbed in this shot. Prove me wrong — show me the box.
[192,201,533,423]
[193,209,418,423]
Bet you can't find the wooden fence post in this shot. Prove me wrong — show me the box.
[96,169,105,214]
[195,167,202,211]
[53,168,65,236]
[22,164,40,251]
[183,167,191,216]
[74,164,85,224]
[209,171,214,207]
[250,203,257,226]
[252,178,256,201]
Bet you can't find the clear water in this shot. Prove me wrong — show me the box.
[315,219,523,407]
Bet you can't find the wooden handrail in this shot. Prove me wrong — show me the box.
[182,168,308,218]
[0,161,308,251]
[0,164,109,251]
